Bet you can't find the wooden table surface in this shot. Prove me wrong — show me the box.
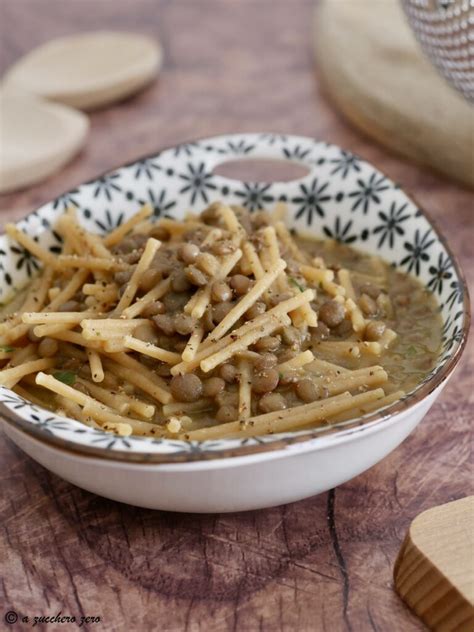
[1,1,472,631]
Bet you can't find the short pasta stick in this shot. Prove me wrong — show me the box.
[9,344,37,367]
[272,201,287,222]
[217,203,247,240]
[44,329,103,351]
[330,390,405,423]
[123,336,181,364]
[308,366,388,397]
[242,242,265,280]
[260,226,288,295]
[47,269,90,311]
[57,255,127,271]
[13,384,47,407]
[5,224,56,267]
[338,269,356,301]
[201,227,223,247]
[61,208,112,259]
[200,313,291,373]
[22,311,98,325]
[81,404,161,436]
[76,377,129,414]
[104,353,172,404]
[103,203,153,247]
[0,269,54,344]
[34,325,77,344]
[127,399,156,420]
[81,318,149,340]
[277,350,315,372]
[174,289,315,375]
[274,221,308,263]
[87,349,104,383]
[35,372,157,435]
[182,325,204,362]
[188,249,242,319]
[300,265,334,284]
[114,237,161,313]
[121,278,170,319]
[377,328,397,349]
[0,358,56,389]
[186,389,385,440]
[162,399,213,416]
[305,358,351,376]
[345,298,366,333]
[83,283,116,296]
[208,259,287,342]
[237,358,252,421]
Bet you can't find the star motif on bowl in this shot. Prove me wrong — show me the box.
[373,202,411,248]
[348,173,390,214]
[292,178,331,224]
[400,228,436,275]
[179,162,217,204]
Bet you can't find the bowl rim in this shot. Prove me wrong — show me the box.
[0,132,470,464]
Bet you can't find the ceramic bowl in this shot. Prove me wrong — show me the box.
[0,133,469,512]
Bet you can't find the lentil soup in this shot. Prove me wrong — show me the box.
[0,202,442,440]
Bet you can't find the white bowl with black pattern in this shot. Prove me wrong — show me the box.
[1,134,469,512]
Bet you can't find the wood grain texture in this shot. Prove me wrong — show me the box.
[394,497,474,632]
[0,1,472,631]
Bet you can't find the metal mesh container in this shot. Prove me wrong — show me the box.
[401,0,473,102]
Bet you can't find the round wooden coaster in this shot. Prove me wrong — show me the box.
[3,31,162,111]
[314,0,474,188]
[0,91,89,193]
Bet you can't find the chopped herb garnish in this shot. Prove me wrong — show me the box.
[53,371,76,385]
[288,277,305,292]
[406,345,418,356]
[0,345,15,353]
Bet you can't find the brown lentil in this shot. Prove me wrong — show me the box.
[185,265,208,287]
[38,337,59,358]
[364,320,386,341]
[219,363,237,383]
[259,392,287,413]
[203,377,226,398]
[254,352,278,371]
[178,243,200,264]
[230,274,251,295]
[170,374,203,402]
[252,368,279,393]
[163,292,189,312]
[295,379,320,403]
[245,301,266,320]
[152,314,175,336]
[319,300,345,328]
[254,336,280,352]
[170,271,191,293]
[174,313,196,336]
[281,326,301,347]
[212,301,234,323]
[139,268,162,292]
[211,281,232,303]
[141,301,165,317]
